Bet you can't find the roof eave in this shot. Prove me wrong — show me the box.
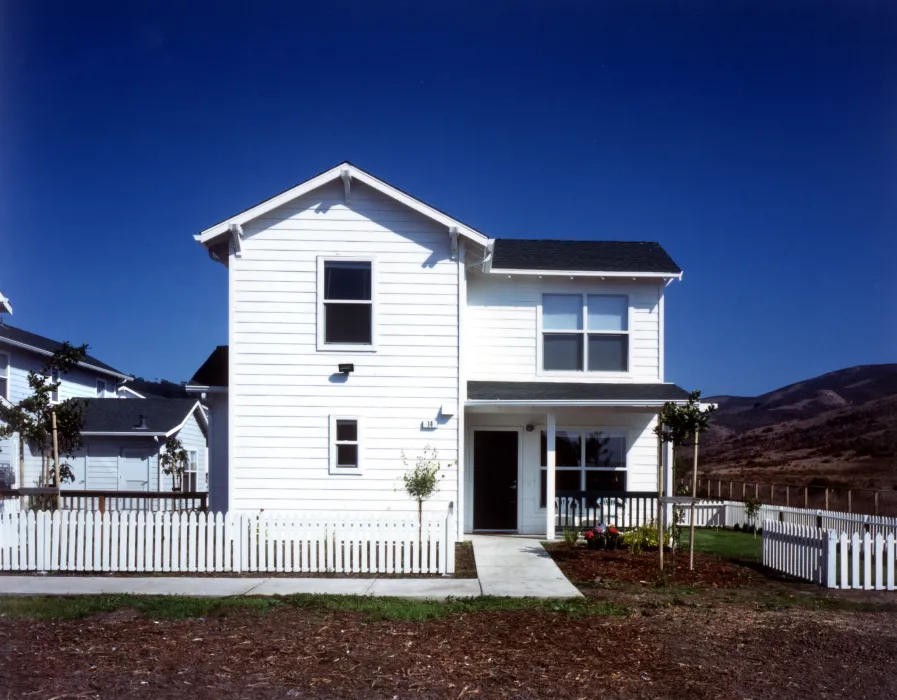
[465,399,689,408]
[488,268,683,280]
[195,162,490,249]
[0,336,132,380]
[184,384,228,393]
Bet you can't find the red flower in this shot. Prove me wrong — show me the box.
[608,527,619,536]
[584,530,594,540]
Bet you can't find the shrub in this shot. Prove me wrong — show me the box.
[732,523,742,532]
[562,527,579,548]
[622,523,659,555]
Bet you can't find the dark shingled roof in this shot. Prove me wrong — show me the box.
[0,323,129,377]
[190,346,228,387]
[491,239,681,274]
[467,381,690,402]
[82,398,203,434]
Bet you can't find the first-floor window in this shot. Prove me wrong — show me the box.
[0,352,8,400]
[330,416,361,474]
[539,429,626,507]
[184,450,198,491]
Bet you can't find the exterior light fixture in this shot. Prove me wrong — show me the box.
[338,363,354,374]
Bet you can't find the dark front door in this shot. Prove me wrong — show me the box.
[473,431,518,530]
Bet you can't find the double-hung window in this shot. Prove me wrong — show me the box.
[49,369,60,402]
[318,258,375,349]
[0,352,8,400]
[96,379,107,397]
[541,294,629,372]
[185,450,198,492]
[330,416,361,474]
[539,430,627,507]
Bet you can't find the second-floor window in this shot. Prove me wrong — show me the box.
[49,369,60,402]
[541,294,629,373]
[0,352,8,400]
[96,379,106,397]
[318,258,375,349]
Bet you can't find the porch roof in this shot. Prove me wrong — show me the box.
[466,381,689,407]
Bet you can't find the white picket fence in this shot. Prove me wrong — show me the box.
[0,510,455,575]
[762,520,897,591]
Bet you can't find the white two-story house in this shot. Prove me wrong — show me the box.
[190,162,688,540]
[0,319,208,495]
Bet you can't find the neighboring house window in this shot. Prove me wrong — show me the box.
[0,352,8,400]
[541,294,629,372]
[96,379,106,397]
[184,450,198,491]
[49,369,60,402]
[318,258,375,349]
[329,416,361,474]
[539,429,626,507]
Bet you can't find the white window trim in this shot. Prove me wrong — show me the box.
[537,292,632,377]
[329,415,362,475]
[0,351,9,401]
[538,426,629,510]
[316,255,378,353]
[96,379,107,398]
[49,369,60,403]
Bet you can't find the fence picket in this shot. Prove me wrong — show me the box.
[887,534,895,591]
[875,534,884,590]
[136,512,146,573]
[863,532,872,591]
[851,533,861,590]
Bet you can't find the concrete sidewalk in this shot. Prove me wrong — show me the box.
[469,535,582,598]
[0,576,482,599]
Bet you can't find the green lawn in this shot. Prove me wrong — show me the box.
[689,529,762,562]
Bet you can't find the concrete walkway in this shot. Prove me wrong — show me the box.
[469,535,582,598]
[0,576,482,599]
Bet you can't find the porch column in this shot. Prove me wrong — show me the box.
[545,411,556,540]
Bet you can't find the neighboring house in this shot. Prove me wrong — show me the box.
[191,162,688,538]
[0,321,208,493]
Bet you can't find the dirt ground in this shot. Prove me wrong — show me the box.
[546,546,766,588]
[2,603,896,699]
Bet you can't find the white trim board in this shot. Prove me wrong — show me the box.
[195,162,490,248]
[0,336,132,381]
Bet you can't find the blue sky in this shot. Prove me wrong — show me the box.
[1,1,895,397]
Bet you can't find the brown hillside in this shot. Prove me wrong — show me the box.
[691,364,897,489]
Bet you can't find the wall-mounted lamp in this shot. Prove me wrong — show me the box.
[525,424,535,432]
[338,363,355,375]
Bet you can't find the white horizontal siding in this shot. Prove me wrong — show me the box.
[231,180,459,513]
[466,274,663,383]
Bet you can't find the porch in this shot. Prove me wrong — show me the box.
[462,381,686,539]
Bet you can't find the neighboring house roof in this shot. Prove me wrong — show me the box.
[490,239,682,277]
[195,161,489,252]
[467,381,690,405]
[0,323,132,380]
[187,346,228,389]
[81,398,207,436]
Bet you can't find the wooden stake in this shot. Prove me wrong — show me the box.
[689,429,700,571]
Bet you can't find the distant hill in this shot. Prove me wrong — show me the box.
[693,364,897,490]
[127,377,190,399]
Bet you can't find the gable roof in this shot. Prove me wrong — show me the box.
[81,398,206,436]
[187,345,228,388]
[195,161,489,249]
[467,381,690,405]
[490,240,682,277]
[0,323,131,380]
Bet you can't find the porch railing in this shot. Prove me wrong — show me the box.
[0,489,208,514]
[555,491,658,531]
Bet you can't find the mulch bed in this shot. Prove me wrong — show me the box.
[547,544,767,588]
[2,605,896,698]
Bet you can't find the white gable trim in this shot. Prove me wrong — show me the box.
[0,293,12,315]
[194,162,489,247]
[0,336,132,381]
[116,385,146,399]
[165,400,209,438]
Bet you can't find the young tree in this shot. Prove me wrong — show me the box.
[159,436,188,492]
[0,342,88,508]
[400,446,450,556]
[654,390,714,571]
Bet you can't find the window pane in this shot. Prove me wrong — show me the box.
[540,430,581,467]
[543,334,583,371]
[325,303,372,344]
[540,469,584,507]
[587,295,627,331]
[542,295,582,330]
[324,261,371,300]
[587,334,627,372]
[585,433,625,468]
[0,377,6,397]
[0,353,7,377]
[336,419,357,442]
[336,444,358,468]
[585,470,626,491]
